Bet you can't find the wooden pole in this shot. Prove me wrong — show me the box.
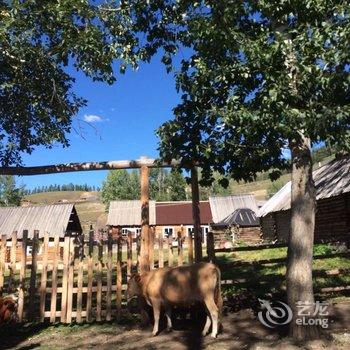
[50,235,60,323]
[0,157,186,176]
[116,232,122,321]
[86,227,94,323]
[9,231,17,291]
[28,230,39,321]
[149,226,155,270]
[66,237,75,324]
[106,230,113,321]
[0,235,7,293]
[207,230,215,261]
[140,165,150,273]
[191,167,202,263]
[39,232,49,322]
[18,230,28,322]
[76,236,84,323]
[60,236,70,323]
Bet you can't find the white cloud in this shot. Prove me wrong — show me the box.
[83,114,104,123]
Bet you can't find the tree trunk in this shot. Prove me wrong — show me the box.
[287,133,319,340]
[191,167,202,263]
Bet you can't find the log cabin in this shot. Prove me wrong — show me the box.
[259,155,350,244]
[0,203,82,262]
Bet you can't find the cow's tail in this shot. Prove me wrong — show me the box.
[214,266,223,330]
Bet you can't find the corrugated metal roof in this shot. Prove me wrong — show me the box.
[156,201,212,225]
[107,200,156,226]
[214,208,259,227]
[209,194,259,224]
[0,204,78,238]
[259,155,350,217]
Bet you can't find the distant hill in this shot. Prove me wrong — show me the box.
[23,154,334,225]
[24,191,106,226]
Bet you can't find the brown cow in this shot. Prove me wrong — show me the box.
[0,296,18,326]
[127,262,222,338]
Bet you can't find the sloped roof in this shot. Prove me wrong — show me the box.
[107,200,156,226]
[209,194,259,224]
[259,155,350,217]
[0,204,80,239]
[213,208,259,227]
[156,201,212,225]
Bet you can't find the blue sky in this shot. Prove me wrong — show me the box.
[19,56,181,190]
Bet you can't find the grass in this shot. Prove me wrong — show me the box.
[216,243,350,302]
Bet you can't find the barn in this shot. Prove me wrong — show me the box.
[107,200,156,239]
[0,203,82,261]
[259,155,350,243]
[107,195,261,246]
[209,194,261,246]
[155,201,212,243]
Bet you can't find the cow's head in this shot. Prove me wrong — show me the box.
[127,273,142,300]
[0,296,19,326]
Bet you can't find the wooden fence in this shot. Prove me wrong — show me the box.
[0,228,195,324]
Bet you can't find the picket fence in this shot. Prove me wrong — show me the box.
[0,228,196,324]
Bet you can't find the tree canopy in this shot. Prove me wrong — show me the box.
[0,0,137,165]
[0,175,23,206]
[111,0,349,181]
[101,168,188,204]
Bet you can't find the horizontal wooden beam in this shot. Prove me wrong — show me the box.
[0,157,186,176]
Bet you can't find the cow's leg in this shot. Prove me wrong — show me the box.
[204,297,218,338]
[164,305,172,331]
[202,315,211,336]
[151,299,161,336]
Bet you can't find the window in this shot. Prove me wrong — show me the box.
[187,226,194,237]
[163,227,174,239]
[121,228,129,236]
[201,226,209,244]
[26,245,32,256]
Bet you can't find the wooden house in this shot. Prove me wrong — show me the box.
[209,194,261,246]
[0,204,82,261]
[259,156,350,244]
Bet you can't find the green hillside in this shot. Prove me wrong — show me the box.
[25,191,106,225]
[23,154,334,223]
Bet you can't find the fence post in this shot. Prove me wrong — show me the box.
[149,226,155,269]
[127,231,132,279]
[187,231,194,265]
[0,235,7,293]
[178,229,183,266]
[28,230,39,321]
[9,231,17,292]
[207,230,215,262]
[158,231,164,268]
[60,236,71,323]
[106,230,112,321]
[116,233,122,321]
[76,235,84,323]
[96,239,103,322]
[18,230,28,322]
[40,232,49,322]
[140,164,150,273]
[168,236,173,267]
[50,235,60,323]
[86,228,94,322]
[66,236,75,323]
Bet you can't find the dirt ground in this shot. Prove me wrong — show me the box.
[1,302,350,350]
